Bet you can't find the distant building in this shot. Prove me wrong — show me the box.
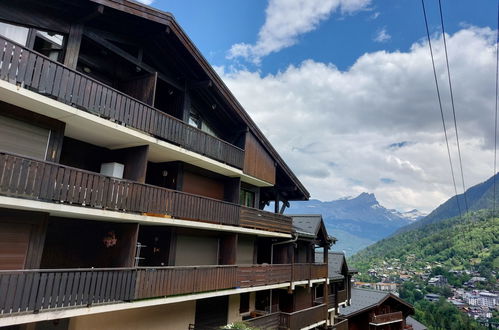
[467,292,498,308]
[339,288,417,330]
[375,282,398,292]
[428,275,447,287]
[424,293,441,302]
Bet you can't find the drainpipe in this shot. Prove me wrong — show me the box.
[269,234,298,313]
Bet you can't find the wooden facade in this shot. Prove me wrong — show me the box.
[243,132,276,184]
[0,1,327,329]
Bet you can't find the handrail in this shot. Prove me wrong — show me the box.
[0,35,244,168]
[0,151,292,232]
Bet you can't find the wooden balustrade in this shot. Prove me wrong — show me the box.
[293,263,327,282]
[314,294,336,309]
[237,264,291,288]
[239,206,292,233]
[332,318,349,330]
[135,266,237,299]
[243,313,281,330]
[0,151,239,226]
[0,263,327,317]
[0,268,136,315]
[337,289,348,304]
[370,311,404,324]
[279,304,327,330]
[0,36,244,169]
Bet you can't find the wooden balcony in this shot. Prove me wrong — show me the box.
[314,294,336,309]
[337,289,348,304]
[246,304,327,330]
[370,311,404,325]
[0,264,326,317]
[0,151,292,233]
[279,304,327,329]
[332,318,349,330]
[0,36,244,169]
[240,207,292,233]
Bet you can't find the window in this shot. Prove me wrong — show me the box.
[0,21,29,45]
[188,108,217,137]
[240,189,255,208]
[33,30,64,62]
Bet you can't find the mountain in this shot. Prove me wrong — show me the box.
[285,193,425,255]
[395,172,499,234]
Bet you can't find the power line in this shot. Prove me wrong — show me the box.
[494,0,499,216]
[438,0,469,214]
[421,0,462,218]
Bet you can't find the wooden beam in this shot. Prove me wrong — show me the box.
[64,24,84,69]
[83,30,184,91]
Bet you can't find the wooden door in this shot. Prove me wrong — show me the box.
[0,222,31,270]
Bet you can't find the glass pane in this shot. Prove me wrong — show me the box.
[34,30,64,62]
[0,21,29,46]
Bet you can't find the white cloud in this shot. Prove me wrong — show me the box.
[218,27,498,212]
[136,0,154,5]
[227,0,371,64]
[374,27,391,42]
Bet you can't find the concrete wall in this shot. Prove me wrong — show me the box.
[68,301,195,330]
[227,294,242,324]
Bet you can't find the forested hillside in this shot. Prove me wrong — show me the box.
[350,211,498,275]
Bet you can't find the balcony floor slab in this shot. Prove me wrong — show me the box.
[0,195,291,238]
[0,80,271,187]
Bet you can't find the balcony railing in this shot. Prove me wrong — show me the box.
[332,318,349,330]
[246,304,327,330]
[240,207,292,233]
[0,36,244,169]
[370,311,404,325]
[237,263,327,288]
[0,264,326,317]
[314,294,336,309]
[337,289,348,304]
[0,151,292,233]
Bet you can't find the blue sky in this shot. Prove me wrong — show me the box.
[151,0,496,73]
[141,0,499,213]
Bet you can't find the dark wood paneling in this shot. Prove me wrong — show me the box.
[0,209,48,270]
[219,234,237,265]
[0,223,31,270]
[118,72,157,106]
[111,145,149,183]
[182,170,224,200]
[243,132,276,184]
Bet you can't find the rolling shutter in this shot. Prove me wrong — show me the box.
[0,115,50,159]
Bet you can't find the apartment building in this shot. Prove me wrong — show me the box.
[0,1,348,329]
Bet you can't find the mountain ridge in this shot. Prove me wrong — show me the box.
[286,193,425,255]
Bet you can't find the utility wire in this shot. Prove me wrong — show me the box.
[438,0,469,214]
[421,0,462,218]
[494,0,499,216]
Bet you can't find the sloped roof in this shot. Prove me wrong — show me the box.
[340,288,414,317]
[406,316,428,330]
[292,215,323,237]
[315,251,349,280]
